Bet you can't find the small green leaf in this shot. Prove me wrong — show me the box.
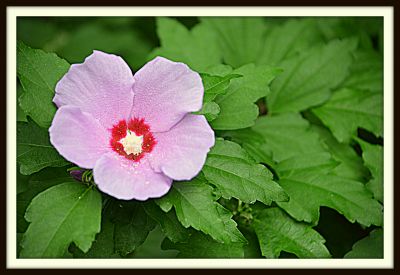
[201,73,242,103]
[111,201,157,256]
[17,121,69,175]
[157,178,246,244]
[275,156,383,227]
[311,124,370,181]
[312,88,383,143]
[252,113,326,162]
[143,201,190,243]
[211,64,282,130]
[162,231,245,258]
[151,17,222,72]
[201,17,267,68]
[17,41,70,128]
[344,228,383,258]
[20,182,102,258]
[202,139,288,205]
[357,139,383,203]
[195,101,220,122]
[253,207,331,258]
[267,38,357,114]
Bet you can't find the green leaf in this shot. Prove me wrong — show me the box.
[312,88,383,143]
[17,83,28,122]
[201,17,267,68]
[162,231,245,258]
[157,178,246,244]
[344,228,383,258]
[151,17,222,72]
[267,38,357,114]
[275,155,383,227]
[253,207,331,258]
[252,113,326,162]
[201,73,242,103]
[341,50,383,93]
[195,101,220,122]
[17,41,70,128]
[143,201,190,243]
[17,167,74,233]
[357,139,383,203]
[211,64,282,130]
[17,120,69,175]
[202,139,288,205]
[111,201,157,256]
[20,182,102,258]
[258,18,324,66]
[311,124,370,181]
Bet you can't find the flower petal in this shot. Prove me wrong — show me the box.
[93,153,173,200]
[132,56,203,132]
[49,106,110,169]
[54,50,135,128]
[149,114,215,181]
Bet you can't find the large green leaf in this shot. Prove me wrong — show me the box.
[17,121,69,175]
[202,139,288,205]
[341,50,383,93]
[17,167,74,233]
[357,139,383,203]
[312,88,383,143]
[157,178,246,244]
[267,38,357,114]
[161,231,245,258]
[311,124,369,181]
[275,154,383,227]
[211,64,281,130]
[258,18,324,66]
[344,228,383,258]
[253,207,331,258]
[20,182,102,258]
[200,17,267,68]
[17,41,70,128]
[252,113,326,163]
[150,17,221,72]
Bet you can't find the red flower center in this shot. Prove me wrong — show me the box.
[110,118,156,162]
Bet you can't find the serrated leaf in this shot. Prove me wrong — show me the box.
[20,182,102,258]
[341,50,383,93]
[202,139,288,205]
[201,17,267,68]
[267,38,357,114]
[312,88,383,143]
[110,201,157,256]
[143,201,190,243]
[357,139,383,203]
[258,18,324,66]
[344,228,383,258]
[17,41,70,128]
[150,17,221,72]
[252,113,326,162]
[157,178,246,244]
[253,207,331,258]
[211,64,282,130]
[311,124,369,181]
[17,167,74,233]
[162,231,244,258]
[275,155,383,227]
[17,120,69,175]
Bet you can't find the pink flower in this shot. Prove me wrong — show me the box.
[49,51,215,200]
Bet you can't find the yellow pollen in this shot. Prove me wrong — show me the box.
[120,131,143,155]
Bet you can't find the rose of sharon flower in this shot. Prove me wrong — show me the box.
[49,51,215,200]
